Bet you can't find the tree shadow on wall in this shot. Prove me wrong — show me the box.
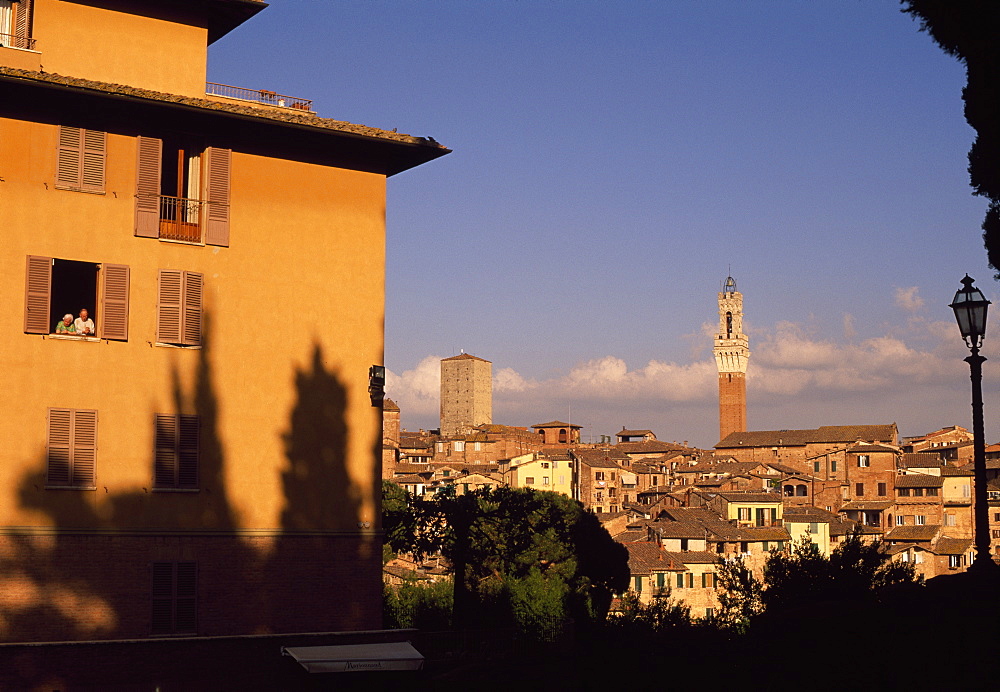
[265,344,378,632]
[2,324,380,688]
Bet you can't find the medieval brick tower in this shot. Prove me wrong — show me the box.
[440,353,492,436]
[714,276,749,440]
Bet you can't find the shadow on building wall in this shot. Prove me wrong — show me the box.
[2,316,377,664]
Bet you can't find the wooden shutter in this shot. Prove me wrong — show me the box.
[154,414,178,487]
[177,415,199,488]
[56,126,82,189]
[100,263,129,340]
[157,270,183,344]
[81,129,106,192]
[46,408,72,486]
[135,136,162,238]
[175,562,197,633]
[203,147,231,247]
[72,409,97,486]
[182,272,203,346]
[13,0,31,47]
[151,562,174,634]
[24,255,51,334]
[151,561,197,635]
[46,408,96,487]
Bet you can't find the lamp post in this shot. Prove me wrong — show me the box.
[949,275,995,571]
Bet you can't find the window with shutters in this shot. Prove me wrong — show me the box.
[0,0,34,50]
[46,408,97,489]
[24,256,129,340]
[154,414,199,490]
[151,561,197,635]
[135,135,230,246]
[156,270,203,346]
[56,126,106,193]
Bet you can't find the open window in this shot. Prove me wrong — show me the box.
[135,135,230,246]
[0,0,33,50]
[24,256,129,339]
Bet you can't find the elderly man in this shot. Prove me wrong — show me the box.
[55,314,76,334]
[74,308,95,336]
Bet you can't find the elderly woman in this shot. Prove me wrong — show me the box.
[55,314,76,335]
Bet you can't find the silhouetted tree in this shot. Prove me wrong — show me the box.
[717,531,920,627]
[902,1,1000,272]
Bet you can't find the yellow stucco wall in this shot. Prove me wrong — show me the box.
[31,0,208,97]
[1,115,386,533]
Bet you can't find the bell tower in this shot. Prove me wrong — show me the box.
[714,275,749,440]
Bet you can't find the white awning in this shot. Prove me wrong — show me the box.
[620,472,638,484]
[282,641,424,673]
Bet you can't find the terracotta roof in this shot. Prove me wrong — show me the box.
[885,525,940,542]
[625,542,685,574]
[532,420,582,429]
[783,506,839,523]
[0,67,448,152]
[648,521,708,539]
[896,475,944,488]
[839,501,893,511]
[617,429,655,437]
[740,526,792,541]
[849,443,900,453]
[901,453,942,468]
[941,466,974,477]
[714,492,783,503]
[614,530,648,543]
[616,440,686,454]
[382,398,400,411]
[442,353,491,362]
[716,424,897,449]
[675,551,721,565]
[932,537,972,555]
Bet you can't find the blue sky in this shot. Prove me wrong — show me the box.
[211,1,997,448]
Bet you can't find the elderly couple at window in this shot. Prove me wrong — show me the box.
[55,309,95,336]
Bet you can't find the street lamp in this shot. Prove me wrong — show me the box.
[949,275,995,570]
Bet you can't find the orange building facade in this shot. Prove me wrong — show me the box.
[0,0,446,643]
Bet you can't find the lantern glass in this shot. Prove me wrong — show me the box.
[950,275,990,346]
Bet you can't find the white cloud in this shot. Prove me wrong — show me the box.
[390,315,986,446]
[385,355,441,419]
[895,286,925,313]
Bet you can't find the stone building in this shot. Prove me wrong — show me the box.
[0,0,445,645]
[440,353,492,436]
[714,275,749,441]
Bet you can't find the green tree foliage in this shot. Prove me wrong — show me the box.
[610,591,694,636]
[383,580,454,630]
[717,531,920,627]
[380,483,630,630]
[902,2,1000,271]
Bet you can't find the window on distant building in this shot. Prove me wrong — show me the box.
[877,482,887,497]
[855,483,864,496]
[914,551,923,564]
[945,513,956,527]
[595,472,605,481]
[558,428,567,443]
[634,576,643,592]
[831,459,838,473]
[926,487,939,497]
[916,515,926,525]
[453,441,464,452]
[813,460,821,473]
[898,487,911,497]
[151,561,197,635]
[46,408,97,488]
[676,573,685,589]
[796,485,807,497]
[525,477,535,485]
[542,476,549,485]
[949,554,961,569]
[738,507,751,521]
[24,256,130,340]
[898,516,906,526]
[156,270,203,346]
[857,455,870,467]
[608,487,616,497]
[154,414,199,489]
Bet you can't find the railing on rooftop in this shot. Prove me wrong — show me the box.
[205,82,313,111]
[0,32,36,50]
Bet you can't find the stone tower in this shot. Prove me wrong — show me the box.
[440,353,492,436]
[714,276,749,440]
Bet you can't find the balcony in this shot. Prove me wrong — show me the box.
[157,196,222,244]
[205,82,313,112]
[0,32,35,50]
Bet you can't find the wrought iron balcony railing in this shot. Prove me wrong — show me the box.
[0,32,36,50]
[158,195,205,243]
[205,82,312,111]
